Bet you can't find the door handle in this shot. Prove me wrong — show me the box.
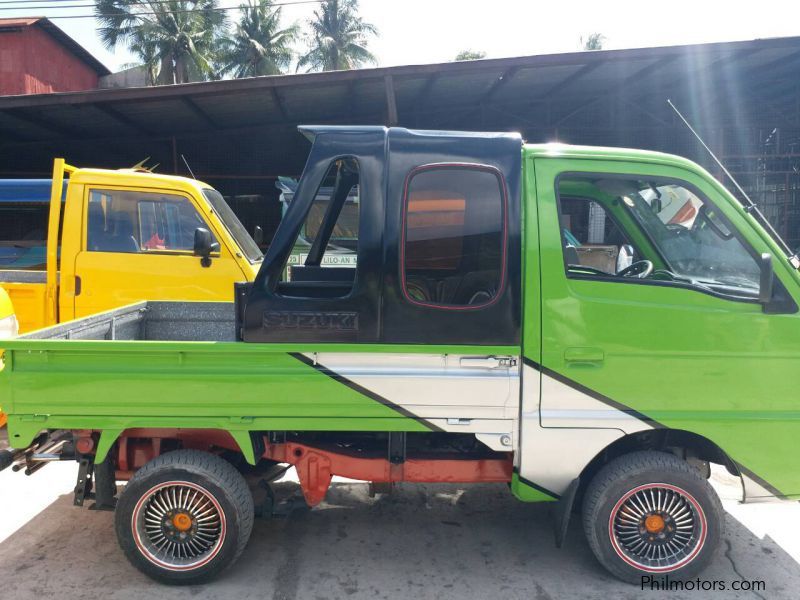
[564,347,604,366]
[459,356,517,369]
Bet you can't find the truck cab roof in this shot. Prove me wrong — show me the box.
[523,142,705,173]
[297,125,706,177]
[68,168,214,196]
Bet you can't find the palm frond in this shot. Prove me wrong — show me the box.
[95,0,227,85]
[299,0,377,72]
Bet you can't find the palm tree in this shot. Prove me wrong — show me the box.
[454,50,486,61]
[297,0,378,72]
[95,0,227,85]
[219,0,298,78]
[581,33,606,51]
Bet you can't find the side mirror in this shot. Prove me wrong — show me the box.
[651,197,663,214]
[194,227,220,268]
[759,253,774,308]
[253,225,264,246]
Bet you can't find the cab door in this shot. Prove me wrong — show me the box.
[73,186,245,317]
[379,128,523,444]
[534,156,800,499]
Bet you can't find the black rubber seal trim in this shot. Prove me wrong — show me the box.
[523,355,789,499]
[289,352,444,432]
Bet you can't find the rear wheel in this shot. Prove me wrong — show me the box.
[115,449,254,584]
[582,450,723,583]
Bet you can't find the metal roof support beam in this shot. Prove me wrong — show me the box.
[662,50,800,126]
[384,75,399,126]
[552,55,678,126]
[0,127,27,143]
[539,61,603,100]
[443,66,527,129]
[270,87,290,121]
[414,73,439,112]
[0,114,386,149]
[92,103,155,136]
[618,97,671,127]
[628,47,762,108]
[742,48,800,81]
[480,66,521,105]
[345,80,358,119]
[1,109,80,138]
[182,97,218,129]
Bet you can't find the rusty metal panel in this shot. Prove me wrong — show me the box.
[0,25,98,96]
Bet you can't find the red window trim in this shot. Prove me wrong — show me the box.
[399,162,509,311]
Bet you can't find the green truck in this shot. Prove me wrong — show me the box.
[2,126,798,585]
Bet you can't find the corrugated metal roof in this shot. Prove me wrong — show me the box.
[0,35,796,134]
[0,35,797,184]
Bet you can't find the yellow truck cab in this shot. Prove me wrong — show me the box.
[0,160,262,332]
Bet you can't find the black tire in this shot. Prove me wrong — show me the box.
[115,449,254,584]
[582,450,723,584]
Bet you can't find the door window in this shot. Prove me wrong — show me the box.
[560,196,636,275]
[87,189,215,254]
[278,157,360,298]
[557,176,762,299]
[402,165,506,308]
[288,158,359,269]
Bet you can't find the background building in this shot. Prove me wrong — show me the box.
[0,17,109,95]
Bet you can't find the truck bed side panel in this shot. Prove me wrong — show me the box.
[0,272,47,333]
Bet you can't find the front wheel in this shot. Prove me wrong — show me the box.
[582,450,723,584]
[115,449,254,584]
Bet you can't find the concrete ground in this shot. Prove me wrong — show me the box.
[1,458,799,599]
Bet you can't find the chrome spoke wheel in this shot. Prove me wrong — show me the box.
[609,483,707,572]
[132,481,226,571]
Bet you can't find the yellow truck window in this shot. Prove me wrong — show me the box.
[87,189,216,254]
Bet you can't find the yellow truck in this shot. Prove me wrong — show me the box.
[0,159,262,333]
[0,159,263,424]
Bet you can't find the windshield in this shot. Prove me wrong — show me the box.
[623,182,761,293]
[202,189,262,263]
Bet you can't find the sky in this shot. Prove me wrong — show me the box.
[1,0,799,72]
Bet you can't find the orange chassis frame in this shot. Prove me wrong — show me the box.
[102,429,514,507]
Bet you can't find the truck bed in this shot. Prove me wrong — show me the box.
[18,301,235,342]
[0,301,439,459]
